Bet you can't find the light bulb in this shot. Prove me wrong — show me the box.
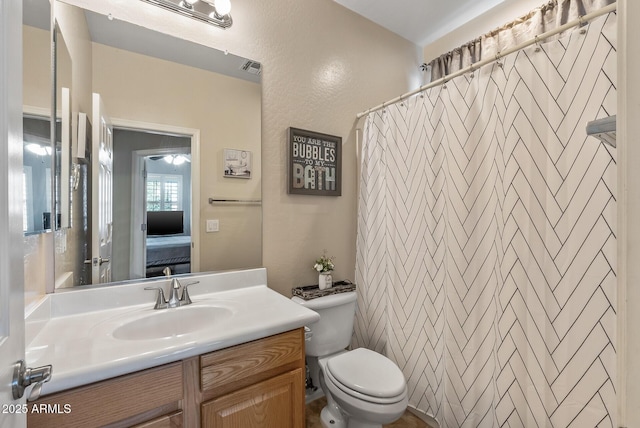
[173,156,186,166]
[214,0,231,16]
[184,0,198,4]
[26,143,47,156]
[164,155,174,164]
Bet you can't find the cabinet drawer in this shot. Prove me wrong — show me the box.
[200,329,304,397]
[28,362,183,428]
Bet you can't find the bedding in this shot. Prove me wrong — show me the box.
[146,235,191,267]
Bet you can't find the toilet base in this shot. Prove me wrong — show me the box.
[320,405,385,428]
[321,405,346,428]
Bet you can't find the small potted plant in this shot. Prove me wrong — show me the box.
[314,251,335,290]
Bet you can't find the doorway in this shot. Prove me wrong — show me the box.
[140,150,192,278]
[110,122,200,281]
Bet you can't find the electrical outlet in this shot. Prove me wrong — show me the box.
[206,219,219,233]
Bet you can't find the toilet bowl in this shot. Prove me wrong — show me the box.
[292,292,408,428]
[318,349,408,428]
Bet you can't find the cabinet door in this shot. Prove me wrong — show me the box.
[201,368,304,428]
[28,362,183,428]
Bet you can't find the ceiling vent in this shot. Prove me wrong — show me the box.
[240,60,262,76]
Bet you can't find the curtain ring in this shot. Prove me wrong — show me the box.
[469,66,475,79]
[578,15,587,34]
[534,35,541,52]
[495,52,503,68]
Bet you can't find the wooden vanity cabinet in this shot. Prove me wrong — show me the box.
[26,328,305,428]
[27,362,184,428]
[199,328,305,428]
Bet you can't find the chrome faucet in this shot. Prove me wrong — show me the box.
[145,277,199,309]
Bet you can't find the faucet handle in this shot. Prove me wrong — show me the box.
[144,286,167,309]
[180,280,199,305]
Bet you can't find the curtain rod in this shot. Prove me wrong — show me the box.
[356,2,617,119]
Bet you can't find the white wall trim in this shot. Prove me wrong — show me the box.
[618,1,636,426]
[0,0,27,421]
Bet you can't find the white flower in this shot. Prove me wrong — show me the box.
[313,251,336,273]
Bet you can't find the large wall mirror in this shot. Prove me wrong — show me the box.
[31,0,262,291]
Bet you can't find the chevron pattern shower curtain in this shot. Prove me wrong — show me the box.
[355,13,617,428]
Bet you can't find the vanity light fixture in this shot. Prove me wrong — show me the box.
[213,0,231,16]
[180,0,198,9]
[139,0,232,29]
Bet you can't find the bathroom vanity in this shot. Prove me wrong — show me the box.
[24,269,317,427]
[28,329,304,427]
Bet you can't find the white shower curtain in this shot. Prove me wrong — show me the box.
[355,12,617,428]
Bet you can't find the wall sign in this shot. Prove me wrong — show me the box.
[288,127,342,196]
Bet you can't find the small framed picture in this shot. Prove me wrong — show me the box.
[223,149,252,179]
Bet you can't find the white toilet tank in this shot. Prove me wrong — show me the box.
[292,291,357,357]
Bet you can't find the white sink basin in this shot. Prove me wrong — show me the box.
[112,305,233,341]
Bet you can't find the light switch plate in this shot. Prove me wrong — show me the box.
[206,219,219,233]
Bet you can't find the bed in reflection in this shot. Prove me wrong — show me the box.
[146,210,191,277]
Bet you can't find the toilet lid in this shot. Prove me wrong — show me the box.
[326,348,406,398]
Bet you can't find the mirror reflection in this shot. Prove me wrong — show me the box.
[22,116,52,234]
[47,1,262,289]
[113,129,192,281]
[23,0,53,235]
[54,22,72,230]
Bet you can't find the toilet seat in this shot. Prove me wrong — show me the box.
[325,348,407,404]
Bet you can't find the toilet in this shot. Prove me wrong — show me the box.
[292,291,408,428]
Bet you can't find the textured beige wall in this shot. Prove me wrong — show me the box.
[61,0,421,297]
[23,25,50,110]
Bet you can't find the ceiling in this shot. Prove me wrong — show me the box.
[333,0,509,47]
[26,0,515,78]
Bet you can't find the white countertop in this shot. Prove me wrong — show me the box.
[25,268,320,396]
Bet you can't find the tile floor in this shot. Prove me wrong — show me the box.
[306,397,433,428]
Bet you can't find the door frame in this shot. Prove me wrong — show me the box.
[111,118,201,275]
[0,0,27,424]
[130,147,192,279]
